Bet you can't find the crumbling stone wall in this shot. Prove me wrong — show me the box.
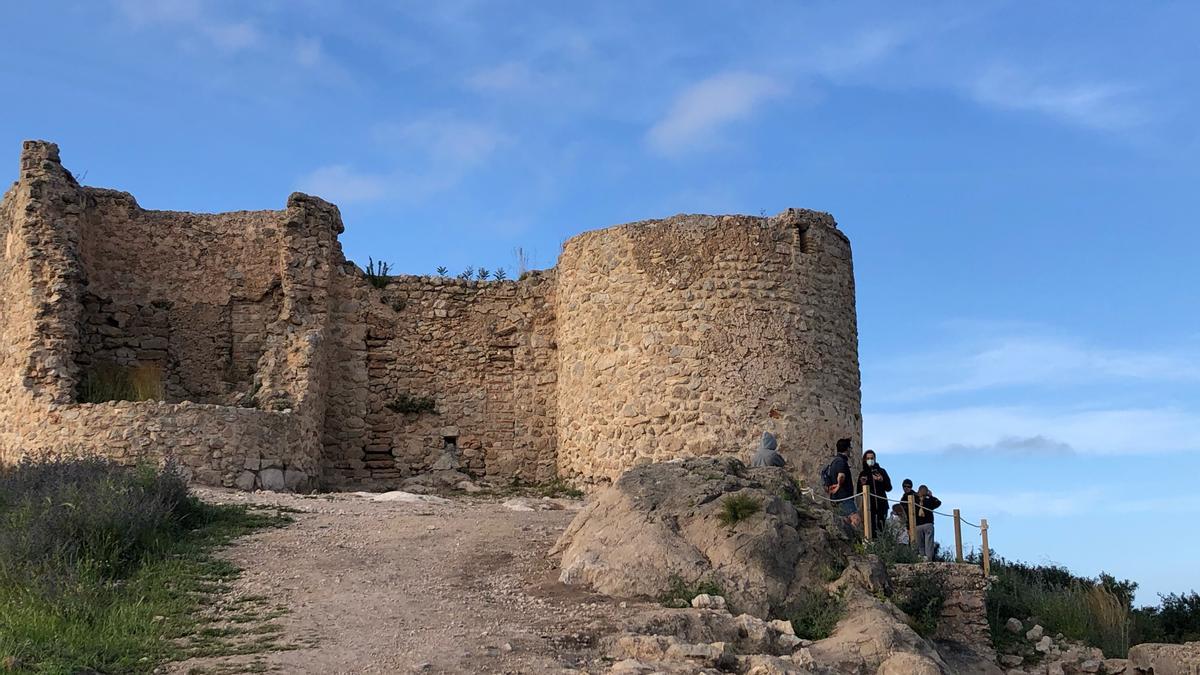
[320,269,558,487]
[1,140,862,492]
[555,210,862,484]
[891,562,996,665]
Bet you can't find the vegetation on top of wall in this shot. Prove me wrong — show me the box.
[435,266,448,276]
[77,362,165,403]
[364,257,392,289]
[442,265,513,281]
[0,456,291,672]
[385,392,437,415]
[860,522,920,567]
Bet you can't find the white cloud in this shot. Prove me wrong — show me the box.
[114,0,261,53]
[970,65,1148,131]
[866,405,1200,456]
[938,487,1200,519]
[295,165,388,204]
[380,118,508,167]
[646,71,785,156]
[873,330,1200,402]
[466,61,539,93]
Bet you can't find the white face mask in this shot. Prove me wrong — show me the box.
[866,459,876,467]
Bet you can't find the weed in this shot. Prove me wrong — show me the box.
[493,268,508,281]
[659,573,723,609]
[789,589,843,640]
[364,257,392,289]
[385,392,437,415]
[717,493,761,527]
[435,266,448,276]
[78,362,165,403]
[535,478,584,499]
[863,522,919,567]
[477,268,491,280]
[458,266,475,280]
[897,570,947,637]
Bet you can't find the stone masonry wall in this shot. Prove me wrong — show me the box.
[320,268,558,487]
[892,562,996,664]
[554,210,862,486]
[1,141,862,493]
[76,188,289,405]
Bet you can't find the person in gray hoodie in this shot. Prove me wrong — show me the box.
[751,431,786,468]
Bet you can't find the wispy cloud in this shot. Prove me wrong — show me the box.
[295,165,388,204]
[939,487,1200,518]
[873,328,1200,402]
[970,65,1149,131]
[297,115,509,205]
[646,71,785,156]
[465,61,540,94]
[115,0,262,54]
[867,405,1200,456]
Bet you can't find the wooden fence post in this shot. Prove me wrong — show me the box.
[981,518,990,577]
[861,484,871,540]
[907,494,917,547]
[953,509,963,563]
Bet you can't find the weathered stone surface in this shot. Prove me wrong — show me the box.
[259,467,285,491]
[1128,642,1200,675]
[0,141,862,498]
[552,457,848,617]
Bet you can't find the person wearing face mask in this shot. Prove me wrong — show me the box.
[856,449,892,536]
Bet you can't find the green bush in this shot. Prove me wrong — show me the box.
[717,493,761,527]
[659,573,724,608]
[986,558,1134,657]
[789,589,843,640]
[897,570,947,637]
[863,522,919,567]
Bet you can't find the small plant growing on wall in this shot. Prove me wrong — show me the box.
[493,268,508,281]
[365,257,392,289]
[457,266,475,280]
[435,266,448,276]
[477,268,491,280]
[386,392,437,415]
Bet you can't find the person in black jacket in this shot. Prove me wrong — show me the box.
[857,449,892,536]
[914,484,942,561]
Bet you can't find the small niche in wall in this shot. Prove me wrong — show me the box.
[442,435,458,451]
[796,223,812,254]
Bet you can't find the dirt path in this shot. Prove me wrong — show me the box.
[170,488,644,675]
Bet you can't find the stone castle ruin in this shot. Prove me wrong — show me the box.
[0,141,862,491]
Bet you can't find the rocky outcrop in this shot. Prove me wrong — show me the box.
[551,456,849,617]
[1128,642,1200,674]
[807,586,951,674]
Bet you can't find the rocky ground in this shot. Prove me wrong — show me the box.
[169,487,645,675]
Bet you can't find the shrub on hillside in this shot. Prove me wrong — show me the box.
[789,589,843,640]
[896,570,947,637]
[0,456,205,597]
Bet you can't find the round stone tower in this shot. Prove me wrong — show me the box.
[554,209,862,485]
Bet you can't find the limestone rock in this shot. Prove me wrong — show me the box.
[259,467,285,491]
[1026,624,1045,641]
[551,457,847,617]
[1128,642,1200,675]
[806,589,951,674]
[1102,657,1129,673]
[1005,617,1024,634]
[690,594,726,611]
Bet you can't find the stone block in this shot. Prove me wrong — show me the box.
[259,468,285,491]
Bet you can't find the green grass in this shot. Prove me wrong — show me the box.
[77,362,165,403]
[0,459,292,673]
[717,493,761,527]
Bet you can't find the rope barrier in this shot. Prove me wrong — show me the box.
[801,487,981,527]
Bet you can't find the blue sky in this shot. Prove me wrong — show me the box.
[3,2,1197,603]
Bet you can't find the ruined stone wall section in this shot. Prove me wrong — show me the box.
[321,270,558,487]
[554,210,862,485]
[76,189,290,404]
[892,562,995,664]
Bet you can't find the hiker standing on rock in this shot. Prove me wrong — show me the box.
[857,449,892,536]
[914,484,942,561]
[750,431,786,468]
[823,438,859,527]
